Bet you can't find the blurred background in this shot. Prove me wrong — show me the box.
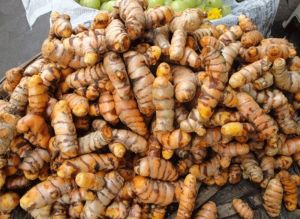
[0,0,299,76]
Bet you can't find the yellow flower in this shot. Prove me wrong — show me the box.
[207,8,223,20]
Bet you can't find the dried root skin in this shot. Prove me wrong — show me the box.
[127,204,142,219]
[0,192,19,215]
[178,47,201,68]
[16,114,50,149]
[104,51,131,99]
[51,100,79,158]
[189,155,221,181]
[75,172,105,191]
[237,93,279,156]
[123,48,160,116]
[200,36,224,50]
[222,42,241,71]
[194,201,217,219]
[134,156,178,181]
[219,25,243,45]
[272,58,300,93]
[229,58,271,88]
[145,6,174,29]
[263,178,283,217]
[105,19,131,53]
[89,90,119,125]
[112,129,147,153]
[91,11,111,30]
[228,163,242,184]
[150,205,166,219]
[169,8,206,33]
[253,71,273,90]
[241,30,263,48]
[277,170,298,211]
[78,125,112,154]
[62,93,89,117]
[232,198,254,219]
[238,15,257,32]
[0,122,16,155]
[169,29,187,61]
[109,142,126,158]
[172,66,197,103]
[153,73,175,132]
[279,137,300,156]
[9,77,29,115]
[24,58,46,76]
[198,47,228,121]
[289,56,300,71]
[155,129,191,151]
[117,0,146,40]
[50,11,72,38]
[176,174,198,219]
[240,153,263,183]
[260,156,275,188]
[180,108,206,136]
[3,67,23,95]
[210,111,243,127]
[65,63,108,89]
[105,200,129,219]
[57,153,119,178]
[27,75,49,115]
[132,176,175,206]
[20,176,73,211]
[6,175,31,190]
[153,26,171,56]
[221,122,255,137]
[190,136,207,164]
[19,148,50,180]
[82,171,124,218]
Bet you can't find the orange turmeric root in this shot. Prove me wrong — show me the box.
[51,100,79,158]
[57,153,119,178]
[3,67,23,95]
[176,174,198,219]
[132,176,175,206]
[20,176,73,211]
[116,0,146,40]
[105,19,131,53]
[277,170,298,211]
[113,91,148,136]
[27,75,49,115]
[237,93,279,156]
[263,178,283,217]
[134,156,178,181]
[272,58,300,93]
[16,114,50,149]
[50,11,72,38]
[194,201,217,219]
[123,46,161,116]
[229,57,271,88]
[232,198,254,219]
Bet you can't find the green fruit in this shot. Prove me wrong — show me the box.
[197,2,207,10]
[148,0,164,8]
[100,1,116,11]
[206,0,223,8]
[195,0,203,5]
[80,0,101,9]
[222,5,231,16]
[164,0,173,6]
[171,0,189,12]
[184,0,196,8]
